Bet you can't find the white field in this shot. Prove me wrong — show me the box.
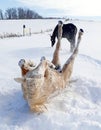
[0,19,101,130]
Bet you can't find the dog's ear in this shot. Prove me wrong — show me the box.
[14,77,25,83]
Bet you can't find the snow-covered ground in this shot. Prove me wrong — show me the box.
[0,19,101,130]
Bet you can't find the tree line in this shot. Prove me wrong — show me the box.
[0,7,43,20]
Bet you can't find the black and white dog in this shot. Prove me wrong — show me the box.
[50,21,77,52]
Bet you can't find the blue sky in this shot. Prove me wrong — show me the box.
[0,0,101,17]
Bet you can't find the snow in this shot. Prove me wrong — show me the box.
[0,19,101,130]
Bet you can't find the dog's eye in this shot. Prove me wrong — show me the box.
[30,64,33,67]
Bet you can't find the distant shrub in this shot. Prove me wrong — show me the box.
[0,33,22,39]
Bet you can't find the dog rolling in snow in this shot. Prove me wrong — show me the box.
[14,22,84,113]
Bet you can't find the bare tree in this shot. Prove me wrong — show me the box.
[5,8,12,19]
[0,9,3,19]
[11,8,17,19]
[26,9,34,19]
[18,8,26,19]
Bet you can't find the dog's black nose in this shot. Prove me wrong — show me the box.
[80,29,84,33]
[18,59,25,67]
